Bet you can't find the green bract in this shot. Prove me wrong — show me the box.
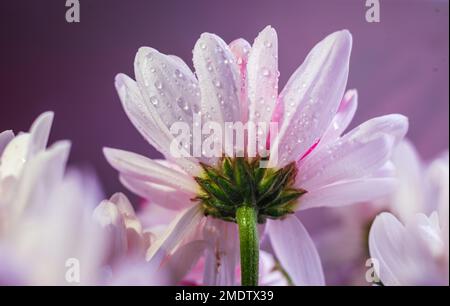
[193,157,307,223]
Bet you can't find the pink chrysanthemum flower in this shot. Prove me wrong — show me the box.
[105,26,408,285]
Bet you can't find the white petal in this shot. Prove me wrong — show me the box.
[103,147,198,194]
[267,216,325,285]
[12,141,71,219]
[193,33,242,124]
[134,47,200,128]
[28,111,54,157]
[146,204,204,263]
[115,73,169,155]
[229,38,251,123]
[0,133,31,179]
[270,30,352,167]
[0,130,14,156]
[297,134,395,190]
[368,213,442,285]
[298,178,396,211]
[247,26,279,126]
[368,213,405,285]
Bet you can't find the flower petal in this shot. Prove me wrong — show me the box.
[297,134,395,190]
[193,33,242,124]
[119,174,193,210]
[297,177,396,211]
[267,216,325,285]
[320,89,358,146]
[270,30,352,167]
[134,47,200,128]
[161,240,207,284]
[28,111,54,157]
[12,141,71,219]
[115,73,169,155]
[103,147,198,194]
[202,218,239,285]
[229,38,251,123]
[247,26,279,126]
[146,204,204,264]
[344,114,408,145]
[0,130,14,156]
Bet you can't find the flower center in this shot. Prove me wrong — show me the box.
[193,157,306,223]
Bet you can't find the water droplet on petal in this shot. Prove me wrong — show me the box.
[262,68,271,77]
[150,96,159,106]
[264,41,273,48]
[154,81,163,89]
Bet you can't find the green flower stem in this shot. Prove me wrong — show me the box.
[236,205,259,286]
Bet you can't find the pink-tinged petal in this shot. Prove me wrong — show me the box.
[368,213,443,285]
[267,216,325,285]
[133,49,202,169]
[297,134,395,190]
[320,89,358,146]
[297,178,396,211]
[202,218,239,285]
[138,201,180,230]
[193,33,242,124]
[134,47,200,128]
[146,204,204,264]
[368,213,405,285]
[115,74,169,156]
[103,147,198,194]
[28,111,54,157]
[229,38,251,123]
[0,130,14,156]
[108,259,163,285]
[270,30,352,167]
[344,114,408,145]
[162,240,207,284]
[247,26,279,127]
[119,174,193,210]
[115,74,201,175]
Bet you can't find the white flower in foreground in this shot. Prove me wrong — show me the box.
[369,141,449,285]
[105,26,408,285]
[0,112,55,232]
[0,113,171,285]
[0,112,111,285]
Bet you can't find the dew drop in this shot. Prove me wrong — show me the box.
[154,81,163,89]
[264,41,273,48]
[262,68,271,77]
[150,96,159,106]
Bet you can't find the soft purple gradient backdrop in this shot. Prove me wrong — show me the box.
[1,0,448,197]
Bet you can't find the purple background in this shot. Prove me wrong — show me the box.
[1,0,448,197]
